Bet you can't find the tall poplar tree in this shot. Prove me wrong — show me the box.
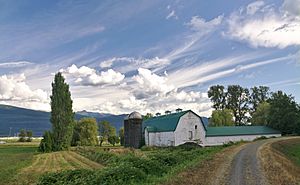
[51,72,74,151]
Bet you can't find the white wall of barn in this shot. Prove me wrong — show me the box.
[145,129,175,146]
[204,134,281,146]
[174,112,206,146]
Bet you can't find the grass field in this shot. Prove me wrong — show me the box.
[38,145,223,185]
[0,143,231,185]
[0,144,103,185]
[0,145,37,185]
[272,137,300,166]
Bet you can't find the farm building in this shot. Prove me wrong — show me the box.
[141,110,281,147]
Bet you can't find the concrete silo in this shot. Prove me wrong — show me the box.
[124,111,143,148]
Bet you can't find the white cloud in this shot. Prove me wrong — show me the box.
[133,68,174,95]
[61,64,125,86]
[282,0,300,16]
[187,15,223,32]
[246,1,265,15]
[166,10,178,20]
[0,61,33,68]
[0,73,49,111]
[227,1,300,48]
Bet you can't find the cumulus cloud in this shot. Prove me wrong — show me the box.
[133,68,174,95]
[61,64,125,86]
[227,0,300,48]
[0,73,49,110]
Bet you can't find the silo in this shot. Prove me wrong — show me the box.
[124,111,143,148]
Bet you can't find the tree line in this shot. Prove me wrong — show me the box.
[39,73,125,152]
[208,85,300,135]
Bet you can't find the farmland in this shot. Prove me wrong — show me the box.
[0,142,223,185]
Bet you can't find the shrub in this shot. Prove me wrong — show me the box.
[39,131,53,152]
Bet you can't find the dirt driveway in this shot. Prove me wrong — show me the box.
[163,137,300,185]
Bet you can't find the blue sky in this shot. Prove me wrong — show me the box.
[0,0,299,116]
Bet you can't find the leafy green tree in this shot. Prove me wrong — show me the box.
[226,85,250,125]
[50,72,74,151]
[208,85,226,110]
[72,118,99,146]
[39,131,53,152]
[108,135,120,146]
[250,86,270,112]
[98,121,115,146]
[209,109,234,126]
[119,127,124,146]
[267,91,300,135]
[18,129,26,142]
[26,130,33,142]
[251,102,270,125]
[143,113,153,120]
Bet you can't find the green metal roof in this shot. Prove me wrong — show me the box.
[143,110,206,132]
[143,110,188,132]
[206,126,281,137]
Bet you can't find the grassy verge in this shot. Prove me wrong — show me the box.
[0,145,37,184]
[271,138,300,166]
[259,137,300,185]
[38,145,223,185]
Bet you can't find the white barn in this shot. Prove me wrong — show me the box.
[143,110,281,147]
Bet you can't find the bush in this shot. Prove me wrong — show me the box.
[39,131,53,152]
[254,136,268,141]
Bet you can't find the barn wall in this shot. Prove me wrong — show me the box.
[174,112,206,146]
[205,134,281,146]
[145,131,174,146]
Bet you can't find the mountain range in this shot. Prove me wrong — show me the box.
[0,104,126,137]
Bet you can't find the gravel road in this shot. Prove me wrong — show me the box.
[228,140,267,185]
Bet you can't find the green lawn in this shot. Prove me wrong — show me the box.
[0,145,37,184]
[272,138,300,167]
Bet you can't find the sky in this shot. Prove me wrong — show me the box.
[0,0,299,117]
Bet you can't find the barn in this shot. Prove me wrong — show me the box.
[143,110,281,147]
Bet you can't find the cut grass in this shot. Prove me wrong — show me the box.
[18,151,103,185]
[0,145,37,185]
[272,137,300,167]
[259,137,300,185]
[0,144,103,185]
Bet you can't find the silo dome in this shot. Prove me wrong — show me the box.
[128,111,143,120]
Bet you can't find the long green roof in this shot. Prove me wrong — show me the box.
[206,126,281,137]
[143,110,203,132]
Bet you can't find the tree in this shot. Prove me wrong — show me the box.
[98,121,115,146]
[108,135,120,146]
[143,113,153,120]
[226,85,250,125]
[250,86,270,113]
[267,91,300,135]
[72,118,99,146]
[50,72,74,151]
[39,131,53,153]
[18,129,26,142]
[208,85,226,110]
[119,127,124,146]
[209,109,234,127]
[26,130,33,142]
[251,102,270,126]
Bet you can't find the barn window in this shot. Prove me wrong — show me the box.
[195,125,197,129]
[189,131,193,140]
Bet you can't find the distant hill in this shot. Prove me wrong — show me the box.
[0,104,126,137]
